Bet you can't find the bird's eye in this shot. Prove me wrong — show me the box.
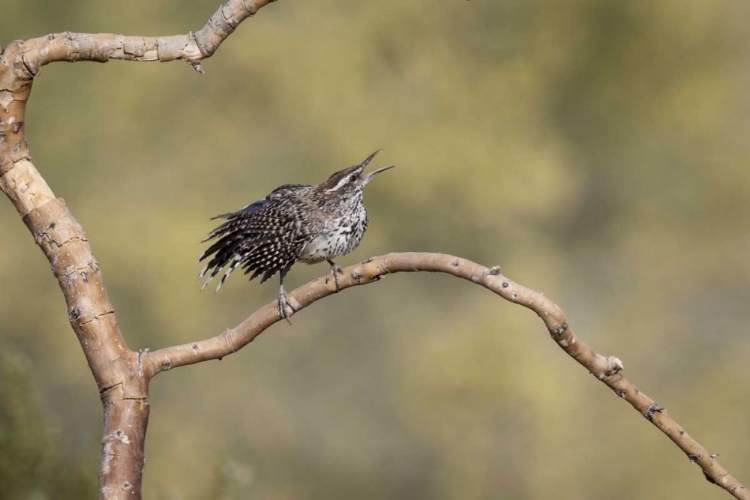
[349,175,357,182]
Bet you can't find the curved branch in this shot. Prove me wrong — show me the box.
[5,0,276,76]
[145,252,748,499]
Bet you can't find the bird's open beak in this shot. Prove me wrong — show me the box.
[365,164,395,182]
[360,149,394,183]
[360,149,384,169]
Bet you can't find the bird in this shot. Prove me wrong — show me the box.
[197,149,394,323]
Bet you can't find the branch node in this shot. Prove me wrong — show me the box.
[68,307,82,322]
[550,322,568,336]
[602,356,624,377]
[105,429,131,445]
[643,403,665,421]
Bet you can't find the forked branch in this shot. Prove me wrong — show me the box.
[145,252,748,499]
[0,1,277,498]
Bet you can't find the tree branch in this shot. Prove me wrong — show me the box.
[3,0,276,76]
[145,252,748,499]
[0,1,276,498]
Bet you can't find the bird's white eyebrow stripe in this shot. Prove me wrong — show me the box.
[325,176,350,193]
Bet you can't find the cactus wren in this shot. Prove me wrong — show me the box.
[198,149,394,322]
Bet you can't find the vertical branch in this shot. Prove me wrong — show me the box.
[0,2,278,497]
[100,379,150,497]
[20,200,151,495]
[1,42,149,500]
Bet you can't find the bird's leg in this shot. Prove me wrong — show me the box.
[325,259,343,293]
[277,279,298,325]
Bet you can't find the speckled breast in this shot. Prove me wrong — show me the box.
[298,215,367,263]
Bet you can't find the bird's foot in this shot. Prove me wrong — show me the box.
[325,264,344,293]
[277,289,299,325]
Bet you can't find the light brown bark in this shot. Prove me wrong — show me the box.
[1,1,748,499]
[0,1,276,498]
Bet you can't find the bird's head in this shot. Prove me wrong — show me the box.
[318,149,394,197]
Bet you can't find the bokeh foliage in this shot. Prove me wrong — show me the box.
[1,1,749,498]
[0,350,95,499]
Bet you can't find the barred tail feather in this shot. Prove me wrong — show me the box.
[198,195,304,293]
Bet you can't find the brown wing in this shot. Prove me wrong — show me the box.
[198,186,321,292]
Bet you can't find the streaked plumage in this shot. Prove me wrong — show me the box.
[198,149,394,322]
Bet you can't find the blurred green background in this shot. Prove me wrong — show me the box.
[2,1,750,498]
